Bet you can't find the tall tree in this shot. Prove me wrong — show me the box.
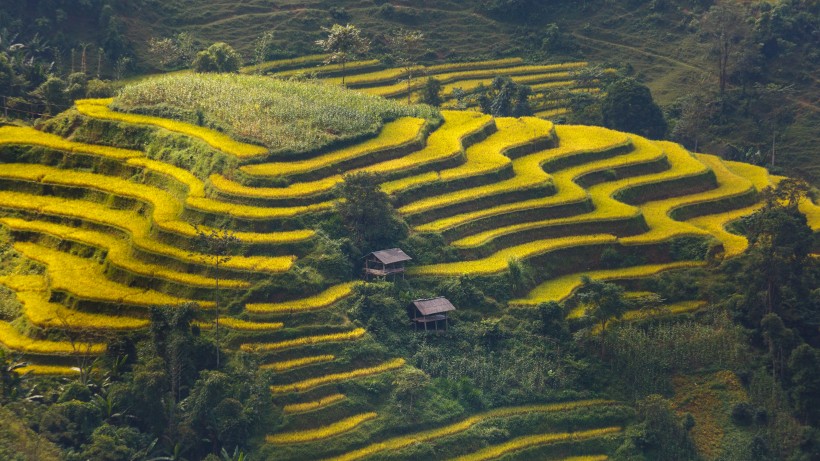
[334,171,407,253]
[701,3,750,99]
[315,24,370,86]
[573,276,629,357]
[386,29,425,104]
[193,226,239,369]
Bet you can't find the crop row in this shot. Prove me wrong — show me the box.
[0,321,106,356]
[0,127,322,236]
[0,125,142,160]
[0,274,148,331]
[409,124,632,231]
[588,301,707,332]
[439,75,576,98]
[322,58,526,87]
[14,364,81,376]
[384,117,552,200]
[323,399,614,461]
[246,282,360,314]
[75,99,270,160]
[618,149,753,247]
[511,261,705,307]
[266,412,378,444]
[0,123,332,234]
[0,161,314,245]
[283,393,347,415]
[361,62,587,98]
[15,289,150,331]
[535,108,570,119]
[273,60,383,79]
[0,217,251,290]
[262,355,336,372]
[443,136,710,258]
[240,117,427,180]
[241,328,366,353]
[0,191,295,275]
[397,117,555,218]
[410,235,617,277]
[449,426,622,461]
[417,126,636,237]
[686,204,763,258]
[13,241,211,310]
[210,111,493,205]
[269,358,406,395]
[197,318,284,332]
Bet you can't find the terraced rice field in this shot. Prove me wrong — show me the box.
[0,57,817,460]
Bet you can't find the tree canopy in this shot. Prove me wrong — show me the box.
[601,78,667,139]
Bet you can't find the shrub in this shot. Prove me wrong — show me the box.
[192,42,242,73]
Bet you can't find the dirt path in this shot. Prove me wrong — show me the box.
[571,32,707,73]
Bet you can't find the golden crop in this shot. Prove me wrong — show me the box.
[241,328,366,353]
[324,399,613,461]
[450,426,622,461]
[398,117,555,216]
[0,321,106,356]
[513,261,705,307]
[240,117,426,178]
[76,99,270,160]
[269,358,405,394]
[282,393,346,415]
[410,235,617,277]
[0,217,250,289]
[0,125,143,160]
[14,242,210,308]
[246,282,360,314]
[16,290,149,331]
[262,355,336,372]
[265,412,378,444]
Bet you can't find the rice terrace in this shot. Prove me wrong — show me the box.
[0,1,818,460]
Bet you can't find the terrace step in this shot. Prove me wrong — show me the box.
[238,117,428,183]
[417,126,640,239]
[265,411,378,445]
[322,57,526,89]
[323,400,616,461]
[268,358,406,395]
[398,118,557,223]
[0,163,316,244]
[0,320,106,358]
[0,191,295,278]
[510,261,705,307]
[447,426,622,461]
[1,217,252,299]
[75,98,270,161]
[407,125,635,230]
[362,61,588,99]
[210,111,496,208]
[246,282,361,316]
[12,241,214,315]
[387,117,556,209]
[0,275,149,332]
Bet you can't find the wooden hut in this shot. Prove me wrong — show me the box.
[363,248,412,281]
[410,297,456,331]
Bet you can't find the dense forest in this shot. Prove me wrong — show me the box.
[0,1,818,460]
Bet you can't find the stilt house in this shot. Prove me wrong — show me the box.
[410,297,456,331]
[363,248,412,281]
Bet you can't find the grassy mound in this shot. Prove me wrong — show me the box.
[112,73,440,157]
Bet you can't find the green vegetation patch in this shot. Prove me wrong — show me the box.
[112,73,440,158]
